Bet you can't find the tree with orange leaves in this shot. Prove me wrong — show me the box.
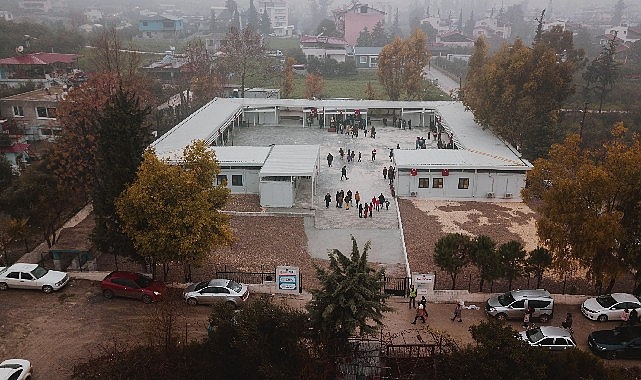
[304,72,324,99]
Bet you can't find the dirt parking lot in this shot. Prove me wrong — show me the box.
[1,279,639,379]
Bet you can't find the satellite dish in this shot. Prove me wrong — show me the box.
[16,45,24,53]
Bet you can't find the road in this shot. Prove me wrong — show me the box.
[424,64,461,95]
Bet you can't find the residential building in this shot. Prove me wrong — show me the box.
[84,8,103,23]
[436,31,474,48]
[19,0,53,12]
[473,17,512,40]
[0,86,66,142]
[333,3,386,46]
[353,46,382,69]
[605,24,641,44]
[138,14,185,38]
[257,0,293,37]
[0,52,80,88]
[140,51,190,84]
[300,35,348,62]
[0,10,14,21]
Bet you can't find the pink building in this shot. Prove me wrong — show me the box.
[333,3,386,46]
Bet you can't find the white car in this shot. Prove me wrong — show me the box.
[519,326,576,351]
[183,279,249,307]
[581,293,641,322]
[0,359,31,380]
[0,263,69,293]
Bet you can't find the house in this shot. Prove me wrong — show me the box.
[436,31,474,48]
[84,8,103,23]
[257,0,293,37]
[473,17,512,40]
[604,25,641,44]
[140,51,190,84]
[353,46,382,69]
[138,14,184,38]
[0,86,66,142]
[19,0,52,12]
[0,52,80,88]
[300,35,348,62]
[0,10,14,21]
[333,3,386,46]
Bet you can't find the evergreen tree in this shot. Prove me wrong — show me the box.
[583,33,620,113]
[434,233,472,289]
[612,0,625,26]
[371,21,389,46]
[527,247,552,289]
[247,0,258,30]
[356,27,372,47]
[92,88,151,261]
[470,235,501,292]
[498,240,527,290]
[307,237,391,354]
[464,10,475,36]
[259,9,272,35]
[390,9,402,38]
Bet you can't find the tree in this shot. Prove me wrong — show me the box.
[434,233,472,289]
[463,10,475,36]
[92,89,152,261]
[258,9,271,35]
[356,27,373,47]
[498,240,527,290]
[89,28,142,81]
[365,81,376,100]
[612,0,625,26]
[370,21,389,46]
[522,127,638,294]
[307,237,391,354]
[316,18,340,37]
[403,29,431,99]
[246,0,258,30]
[390,8,402,38]
[218,26,266,98]
[116,141,233,281]
[377,37,405,100]
[304,72,324,99]
[281,57,296,98]
[527,247,552,288]
[583,33,620,113]
[470,235,501,291]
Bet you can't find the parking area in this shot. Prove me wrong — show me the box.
[1,279,639,379]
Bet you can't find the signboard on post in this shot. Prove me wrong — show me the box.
[276,266,300,294]
[412,273,435,296]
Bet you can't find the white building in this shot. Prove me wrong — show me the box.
[0,10,14,21]
[257,0,292,37]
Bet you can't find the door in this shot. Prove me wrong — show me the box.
[508,300,525,319]
[20,272,37,290]
[4,272,22,288]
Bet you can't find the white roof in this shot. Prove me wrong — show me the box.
[394,149,530,170]
[156,146,272,166]
[151,97,242,155]
[260,145,320,177]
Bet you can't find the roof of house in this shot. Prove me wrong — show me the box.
[260,145,320,177]
[354,46,383,55]
[300,35,347,46]
[141,14,183,22]
[0,86,66,102]
[0,52,79,65]
[211,146,272,165]
[393,149,528,170]
[438,31,474,43]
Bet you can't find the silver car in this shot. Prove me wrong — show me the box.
[183,279,249,307]
[486,289,554,322]
[520,326,576,351]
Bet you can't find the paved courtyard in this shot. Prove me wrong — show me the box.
[232,117,447,272]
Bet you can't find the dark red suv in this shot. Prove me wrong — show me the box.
[100,271,165,303]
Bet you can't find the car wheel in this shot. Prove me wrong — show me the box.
[141,294,153,304]
[42,285,53,294]
[0,282,7,290]
[102,289,114,299]
[539,314,550,323]
[597,315,608,322]
[226,300,237,309]
[607,351,617,360]
[496,313,507,321]
[187,298,198,306]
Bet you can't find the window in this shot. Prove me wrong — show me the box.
[512,300,525,309]
[458,178,469,189]
[6,272,19,279]
[142,21,148,26]
[418,178,429,188]
[359,56,367,64]
[433,178,443,188]
[217,175,227,186]
[540,338,555,345]
[232,175,243,186]
[36,106,56,119]
[12,105,24,116]
[21,272,34,280]
[163,21,174,28]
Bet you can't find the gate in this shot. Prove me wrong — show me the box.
[383,276,409,296]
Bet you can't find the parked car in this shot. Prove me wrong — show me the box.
[581,293,641,322]
[100,271,165,304]
[485,289,554,322]
[183,279,249,307]
[0,359,31,380]
[519,326,576,351]
[0,263,69,293]
[588,325,641,359]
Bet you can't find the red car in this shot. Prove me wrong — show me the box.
[100,271,165,304]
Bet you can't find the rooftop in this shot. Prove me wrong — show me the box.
[0,52,79,66]
[0,86,67,102]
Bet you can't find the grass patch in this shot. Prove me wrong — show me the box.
[265,37,300,51]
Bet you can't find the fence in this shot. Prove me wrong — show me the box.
[383,276,409,296]
[215,267,276,285]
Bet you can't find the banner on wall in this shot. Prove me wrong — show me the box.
[276,266,300,294]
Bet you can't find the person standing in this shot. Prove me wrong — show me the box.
[630,309,639,325]
[327,152,333,167]
[451,301,463,322]
[358,152,362,162]
[335,191,340,208]
[358,203,363,218]
[341,166,348,180]
[389,148,394,161]
[408,285,417,309]
[346,190,353,206]
[383,166,388,179]
[371,149,377,160]
[411,302,427,324]
[378,193,385,208]
[324,192,331,208]
[368,202,374,218]
[622,308,631,324]
[354,191,361,207]
[339,147,344,159]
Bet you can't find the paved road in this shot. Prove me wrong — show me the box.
[424,64,461,94]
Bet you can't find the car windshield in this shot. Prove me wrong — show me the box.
[596,295,617,308]
[30,266,48,279]
[227,280,243,293]
[526,328,545,343]
[0,363,21,369]
[135,274,152,288]
[497,292,516,307]
[194,281,209,291]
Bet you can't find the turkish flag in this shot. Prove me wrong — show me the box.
[441,169,449,176]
